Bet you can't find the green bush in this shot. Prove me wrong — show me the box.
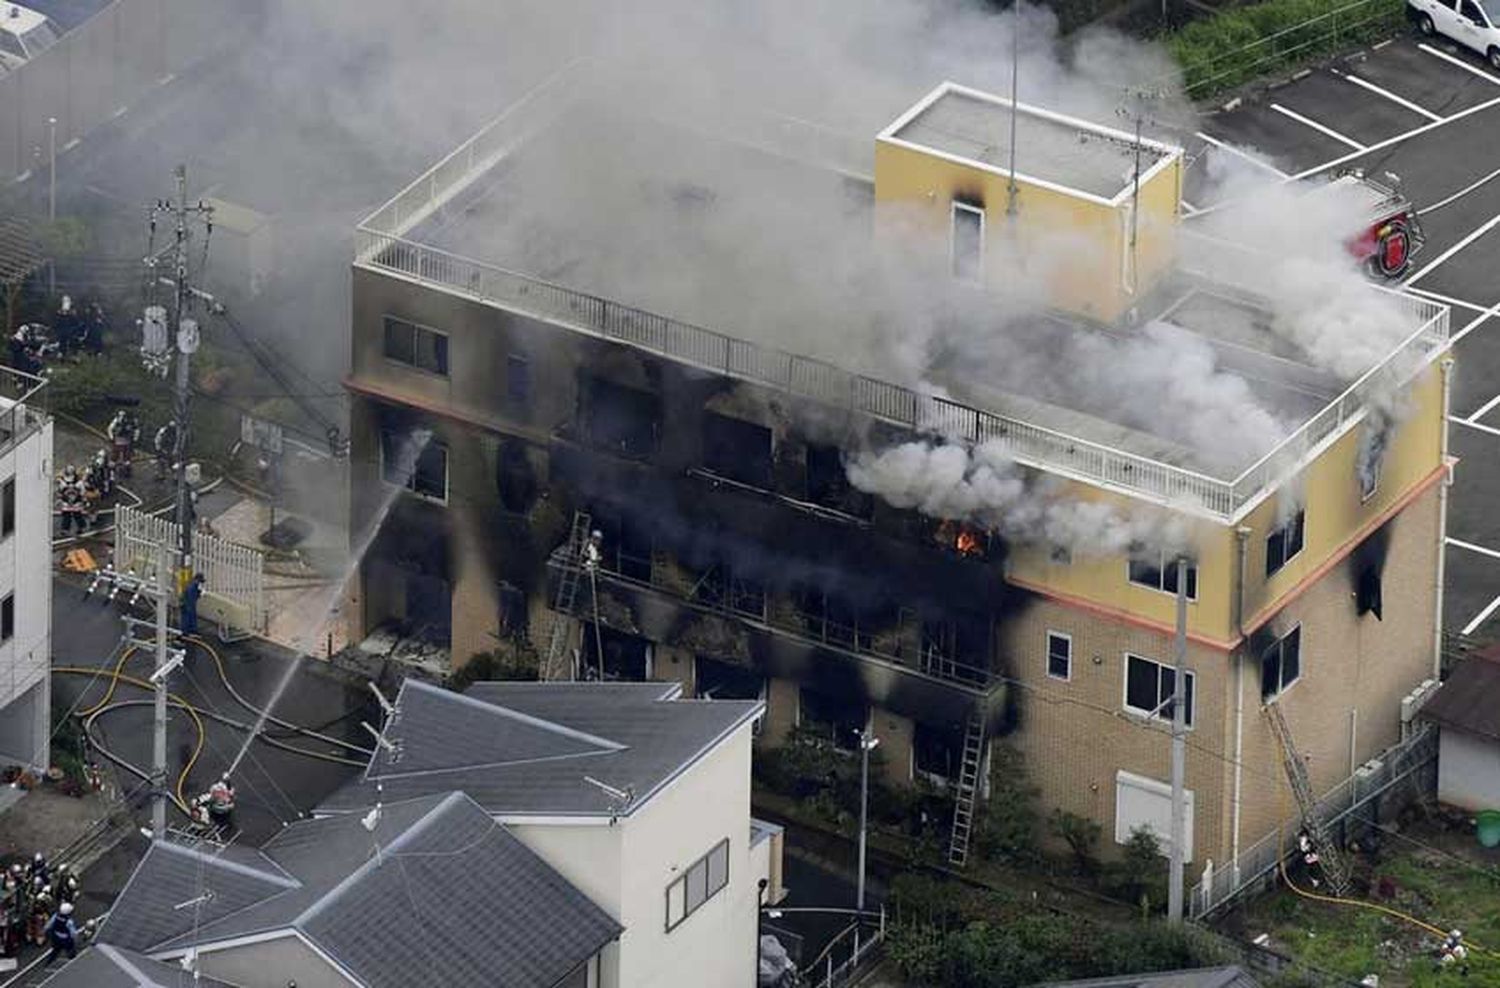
[1104,826,1168,914]
[449,645,540,691]
[1049,808,1103,877]
[972,741,1040,864]
[1168,0,1405,97]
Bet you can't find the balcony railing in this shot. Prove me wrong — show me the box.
[0,367,48,459]
[355,72,1451,523]
[551,550,997,693]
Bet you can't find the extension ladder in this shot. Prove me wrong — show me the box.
[541,512,592,681]
[947,711,987,868]
[1265,700,1352,896]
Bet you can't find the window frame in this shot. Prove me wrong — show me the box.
[379,430,449,504]
[951,200,985,282]
[1046,630,1072,682]
[382,316,450,377]
[1260,625,1302,701]
[1127,550,1198,601]
[1265,510,1306,578]
[1,476,13,538]
[1122,652,1195,728]
[1,592,13,643]
[664,838,730,932]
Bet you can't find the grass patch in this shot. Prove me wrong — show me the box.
[1238,831,1500,986]
[1167,0,1406,98]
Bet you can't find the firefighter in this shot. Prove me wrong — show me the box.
[583,530,603,572]
[1296,830,1323,890]
[181,572,205,637]
[107,409,139,477]
[207,774,236,830]
[87,449,114,499]
[52,864,78,906]
[1438,929,1469,972]
[27,853,48,888]
[1,869,24,958]
[55,296,84,354]
[27,877,53,946]
[41,901,83,966]
[154,420,177,479]
[57,467,86,535]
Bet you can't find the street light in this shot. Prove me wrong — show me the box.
[856,730,879,914]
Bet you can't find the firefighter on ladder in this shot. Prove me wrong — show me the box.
[1296,829,1324,890]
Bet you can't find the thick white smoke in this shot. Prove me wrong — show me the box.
[846,440,1191,557]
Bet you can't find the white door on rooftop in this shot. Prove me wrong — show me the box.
[951,201,984,283]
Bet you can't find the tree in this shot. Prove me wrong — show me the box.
[1110,826,1167,914]
[1049,809,1102,877]
[973,740,1039,863]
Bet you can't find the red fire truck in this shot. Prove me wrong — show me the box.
[1332,170,1425,280]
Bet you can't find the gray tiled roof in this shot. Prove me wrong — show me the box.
[1421,656,1500,742]
[317,679,763,818]
[99,793,620,988]
[1036,966,1261,988]
[37,943,238,987]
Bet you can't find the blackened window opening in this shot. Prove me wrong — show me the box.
[696,655,765,700]
[1260,626,1301,700]
[913,721,964,780]
[702,412,773,489]
[1129,549,1198,600]
[1266,510,1305,578]
[506,355,531,417]
[380,431,447,501]
[799,686,865,751]
[581,624,650,681]
[589,506,654,582]
[580,375,660,458]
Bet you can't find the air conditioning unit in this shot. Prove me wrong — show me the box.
[1355,758,1383,781]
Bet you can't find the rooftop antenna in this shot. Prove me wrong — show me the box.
[1115,85,1168,295]
[1005,1,1021,219]
[583,776,635,822]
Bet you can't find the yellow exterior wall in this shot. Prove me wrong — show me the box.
[1005,480,1237,645]
[1241,360,1446,629]
[872,138,1181,323]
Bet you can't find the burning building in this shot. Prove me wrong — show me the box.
[344,65,1452,881]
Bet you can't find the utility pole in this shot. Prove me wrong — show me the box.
[1168,555,1189,924]
[151,542,169,840]
[1005,4,1020,219]
[139,165,212,839]
[856,730,879,914]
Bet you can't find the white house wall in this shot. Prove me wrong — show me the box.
[505,819,625,988]
[185,934,351,988]
[617,723,757,988]
[0,420,52,768]
[1437,729,1500,812]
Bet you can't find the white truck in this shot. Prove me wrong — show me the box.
[1410,0,1500,70]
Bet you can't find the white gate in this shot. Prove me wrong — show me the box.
[115,504,266,637]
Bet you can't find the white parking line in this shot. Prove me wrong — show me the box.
[1293,91,1500,180]
[1468,393,1500,423]
[1337,71,1444,122]
[1419,42,1500,85]
[1270,103,1366,150]
[1449,537,1500,560]
[1451,415,1500,437]
[1406,286,1491,313]
[1405,208,1500,286]
[1453,302,1500,346]
[1462,593,1500,635]
[1194,131,1289,178]
[1419,163,1500,216]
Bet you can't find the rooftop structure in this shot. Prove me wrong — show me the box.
[38,944,236,988]
[319,679,763,817]
[881,82,1175,202]
[354,65,1448,522]
[97,792,620,988]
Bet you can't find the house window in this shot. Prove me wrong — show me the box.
[506,355,530,414]
[1128,550,1198,600]
[1,593,13,643]
[1,477,12,538]
[1260,626,1301,701]
[383,317,449,376]
[665,838,730,932]
[1265,511,1305,578]
[1124,653,1194,727]
[702,412,773,489]
[380,431,448,502]
[1046,631,1072,681]
[951,201,984,282]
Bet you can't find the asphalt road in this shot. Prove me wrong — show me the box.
[1184,31,1500,644]
[49,574,371,846]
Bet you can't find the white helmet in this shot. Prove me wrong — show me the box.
[59,901,73,916]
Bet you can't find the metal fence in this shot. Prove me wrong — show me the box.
[0,0,239,182]
[114,504,267,635]
[1189,723,1438,919]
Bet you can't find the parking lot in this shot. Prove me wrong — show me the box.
[1181,31,1500,641]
